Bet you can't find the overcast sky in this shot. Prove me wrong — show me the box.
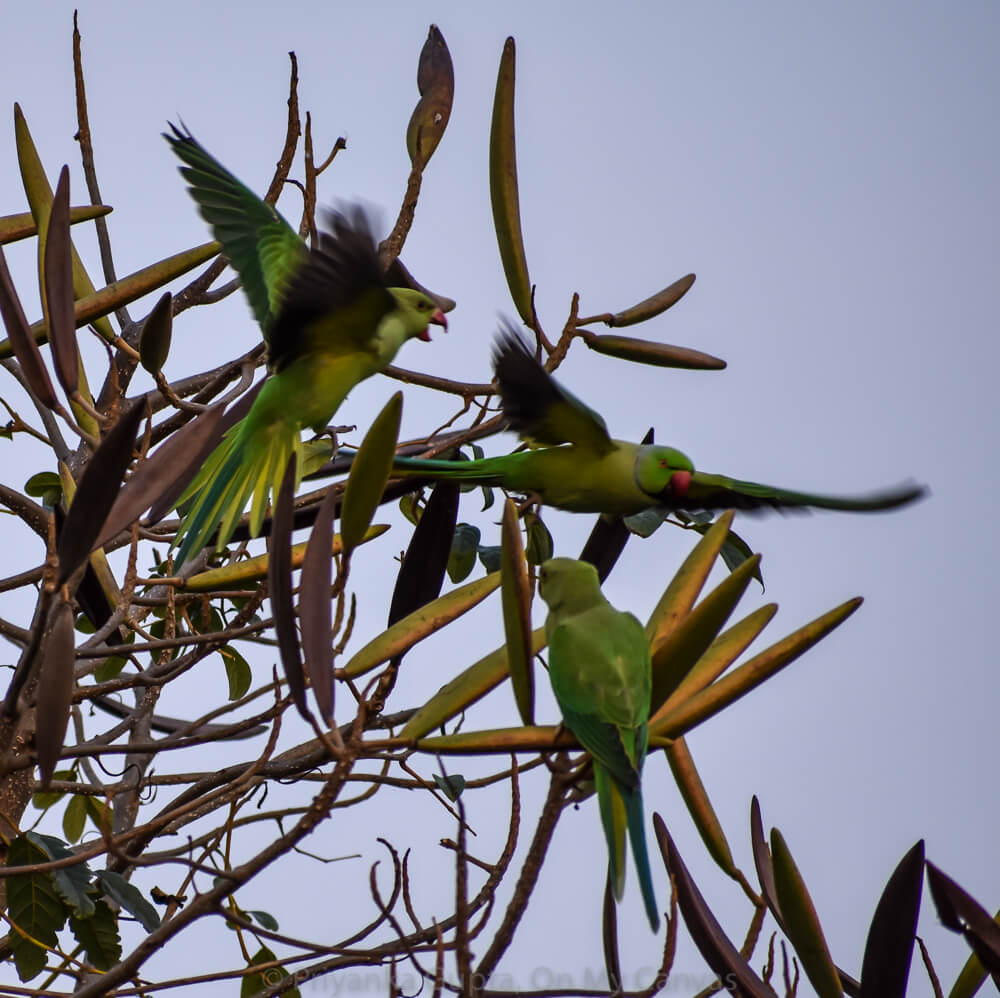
[1,2,997,994]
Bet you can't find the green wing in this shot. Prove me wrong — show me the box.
[681,471,926,513]
[165,124,305,335]
[547,610,650,783]
[493,325,615,456]
[267,207,396,371]
[557,696,640,792]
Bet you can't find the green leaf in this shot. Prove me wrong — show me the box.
[433,773,467,801]
[478,545,501,573]
[220,646,252,701]
[94,651,129,683]
[340,392,402,558]
[623,507,669,538]
[24,470,62,507]
[188,602,224,634]
[771,828,842,998]
[447,523,481,583]
[74,613,96,634]
[524,511,553,565]
[97,870,160,933]
[32,770,73,811]
[84,796,111,837]
[70,896,121,971]
[62,793,87,844]
[6,834,66,981]
[27,831,95,918]
[248,909,279,931]
[241,946,301,998]
[399,491,422,525]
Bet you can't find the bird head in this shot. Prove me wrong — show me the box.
[390,288,449,342]
[634,445,694,502]
[538,557,601,613]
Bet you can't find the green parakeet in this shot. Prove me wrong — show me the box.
[165,129,446,564]
[538,557,659,931]
[388,327,925,517]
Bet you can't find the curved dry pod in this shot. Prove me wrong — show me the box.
[181,525,388,592]
[400,625,547,739]
[0,204,111,245]
[579,330,725,371]
[500,498,534,724]
[343,571,501,678]
[339,392,402,559]
[139,292,173,375]
[489,37,533,324]
[406,24,454,170]
[606,273,696,327]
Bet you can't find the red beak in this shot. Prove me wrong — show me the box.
[666,470,691,500]
[420,308,448,342]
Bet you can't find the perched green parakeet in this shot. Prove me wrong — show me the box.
[538,557,659,931]
[387,327,925,517]
[165,128,446,564]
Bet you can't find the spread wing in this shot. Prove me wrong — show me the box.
[266,207,396,371]
[165,124,304,335]
[492,324,615,456]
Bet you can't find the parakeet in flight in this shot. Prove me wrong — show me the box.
[165,128,446,563]
[387,327,925,517]
[539,557,659,931]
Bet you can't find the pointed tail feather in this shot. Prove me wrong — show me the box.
[595,764,629,901]
[390,454,511,487]
[686,473,926,513]
[624,784,660,932]
[174,418,299,565]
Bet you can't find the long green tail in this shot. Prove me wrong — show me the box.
[174,414,299,565]
[595,764,659,932]
[688,472,925,512]
[623,782,659,932]
[390,453,514,486]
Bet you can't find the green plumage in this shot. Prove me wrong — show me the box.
[165,124,305,335]
[539,557,659,931]
[387,326,925,517]
[166,128,445,564]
